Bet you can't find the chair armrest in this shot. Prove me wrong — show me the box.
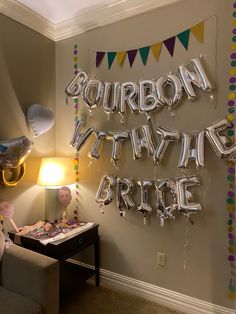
[0,244,59,314]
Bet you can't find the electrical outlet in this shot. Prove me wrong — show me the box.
[157,252,166,266]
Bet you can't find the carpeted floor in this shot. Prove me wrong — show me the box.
[60,281,183,314]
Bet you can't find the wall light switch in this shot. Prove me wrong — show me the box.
[157,252,166,266]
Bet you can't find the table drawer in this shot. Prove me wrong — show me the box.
[10,224,99,260]
[52,227,98,259]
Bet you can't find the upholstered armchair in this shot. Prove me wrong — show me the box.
[0,244,59,314]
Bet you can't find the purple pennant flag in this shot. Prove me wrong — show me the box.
[163,36,176,57]
[96,51,105,67]
[127,49,138,67]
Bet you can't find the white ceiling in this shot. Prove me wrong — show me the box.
[0,0,180,41]
[15,0,121,24]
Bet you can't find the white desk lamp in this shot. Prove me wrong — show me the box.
[37,157,74,223]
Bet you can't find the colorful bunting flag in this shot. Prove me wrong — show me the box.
[95,20,206,69]
[190,22,204,43]
[151,42,162,61]
[96,51,105,67]
[177,29,190,50]
[117,51,126,66]
[127,49,138,68]
[107,52,116,69]
[139,46,150,65]
[163,36,176,57]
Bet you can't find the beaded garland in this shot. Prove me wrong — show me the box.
[227,2,236,300]
[73,44,79,222]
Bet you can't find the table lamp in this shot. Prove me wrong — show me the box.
[37,157,75,223]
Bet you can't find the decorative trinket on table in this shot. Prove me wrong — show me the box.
[18,219,80,240]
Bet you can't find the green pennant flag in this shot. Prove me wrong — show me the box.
[107,52,116,69]
[139,46,150,65]
[177,29,190,50]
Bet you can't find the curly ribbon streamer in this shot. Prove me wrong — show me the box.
[183,224,189,271]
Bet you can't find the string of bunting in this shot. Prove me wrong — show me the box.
[96,21,204,69]
[73,44,79,222]
[227,2,236,300]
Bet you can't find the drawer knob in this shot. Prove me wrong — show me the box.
[78,238,84,244]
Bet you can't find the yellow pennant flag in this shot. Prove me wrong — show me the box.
[117,51,126,66]
[151,42,162,62]
[191,22,204,43]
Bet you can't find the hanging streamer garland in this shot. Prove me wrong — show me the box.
[227,2,236,300]
[96,21,205,68]
[73,44,79,222]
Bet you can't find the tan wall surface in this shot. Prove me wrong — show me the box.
[56,0,233,308]
[0,14,55,228]
[0,0,232,310]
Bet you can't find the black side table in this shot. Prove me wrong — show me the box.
[9,223,100,292]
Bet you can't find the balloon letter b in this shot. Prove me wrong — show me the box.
[65,70,88,98]
[95,175,116,206]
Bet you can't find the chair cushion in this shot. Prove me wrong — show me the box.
[0,286,43,314]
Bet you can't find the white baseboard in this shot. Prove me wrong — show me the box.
[68,259,235,314]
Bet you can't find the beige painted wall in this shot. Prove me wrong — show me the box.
[0,14,55,228]
[56,0,233,309]
[0,0,232,310]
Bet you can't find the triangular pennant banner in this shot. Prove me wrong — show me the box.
[191,22,204,43]
[96,51,105,67]
[139,46,150,65]
[107,52,116,69]
[163,36,176,57]
[96,20,205,67]
[117,51,126,66]
[127,49,138,67]
[151,42,162,61]
[177,29,190,50]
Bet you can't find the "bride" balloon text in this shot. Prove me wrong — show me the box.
[95,175,202,225]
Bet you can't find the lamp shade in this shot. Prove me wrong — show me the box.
[37,157,75,187]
